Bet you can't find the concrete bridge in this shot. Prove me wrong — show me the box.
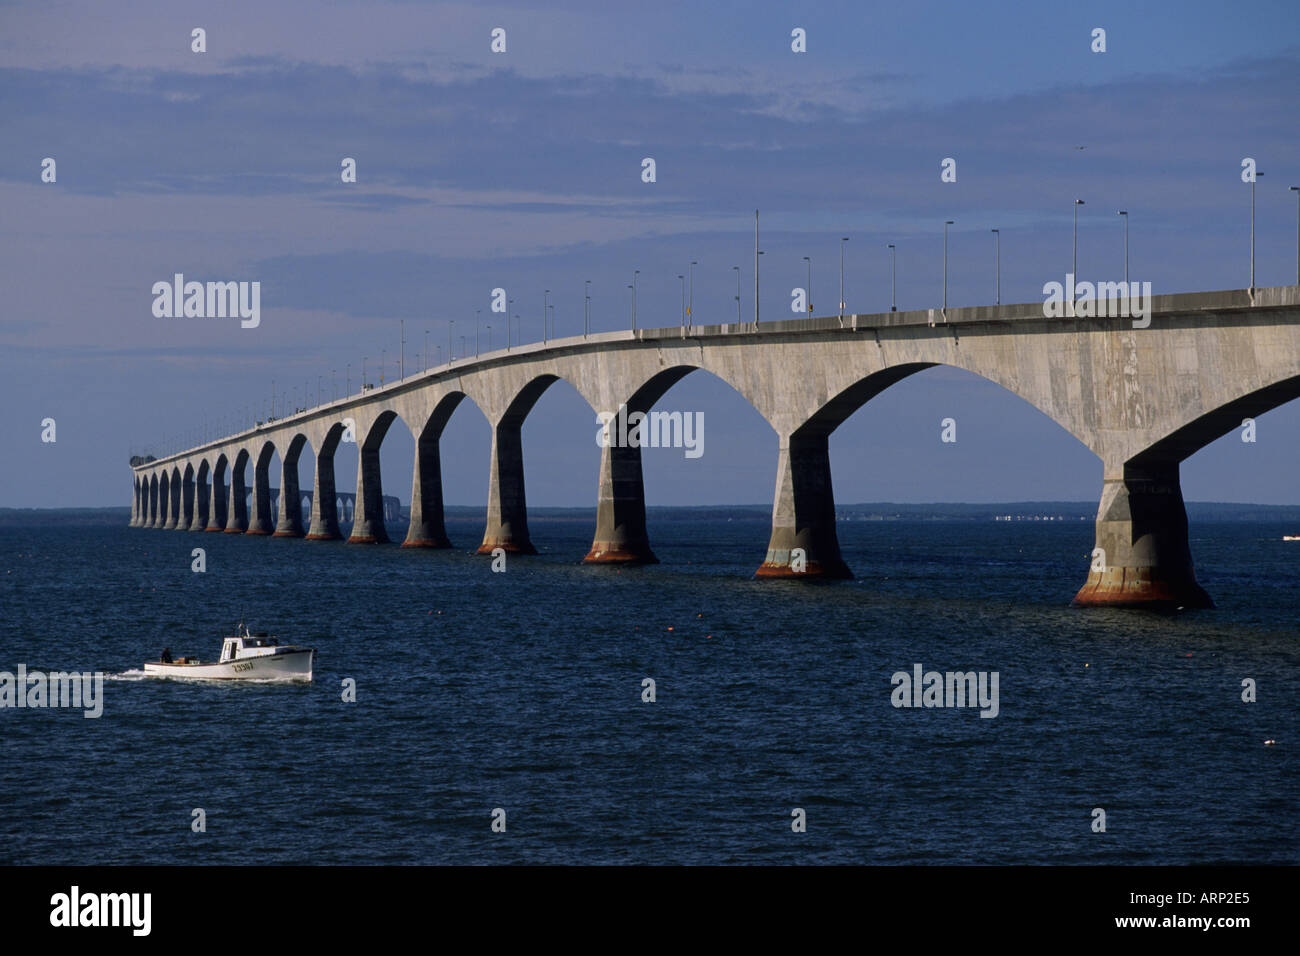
[129,284,1300,608]
[259,488,402,525]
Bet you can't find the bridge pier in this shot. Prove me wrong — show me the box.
[274,459,305,537]
[207,470,227,531]
[148,481,159,528]
[348,446,389,543]
[181,471,196,530]
[247,453,275,535]
[165,476,182,530]
[307,445,342,539]
[584,441,656,564]
[1072,460,1213,608]
[129,482,140,527]
[188,476,207,531]
[403,432,452,548]
[224,469,248,533]
[478,421,536,554]
[756,431,851,579]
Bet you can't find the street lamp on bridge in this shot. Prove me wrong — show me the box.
[1073,199,1085,280]
[943,221,954,311]
[803,256,812,315]
[1117,211,1129,286]
[732,265,741,323]
[888,243,896,312]
[839,237,849,326]
[991,229,1000,305]
[1290,186,1299,286]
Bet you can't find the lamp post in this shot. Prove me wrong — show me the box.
[1250,172,1263,289]
[803,255,812,314]
[475,309,481,356]
[888,243,896,312]
[990,229,1000,305]
[678,274,685,326]
[943,221,954,311]
[424,329,429,371]
[507,299,514,349]
[346,364,350,394]
[584,280,591,337]
[448,320,453,361]
[689,261,697,327]
[839,237,849,325]
[543,290,549,344]
[732,265,741,322]
[1073,199,1085,278]
[754,209,760,326]
[400,319,405,379]
[1291,187,1300,285]
[633,271,639,329]
[1117,211,1128,286]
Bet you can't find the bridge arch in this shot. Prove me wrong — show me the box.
[226,448,250,532]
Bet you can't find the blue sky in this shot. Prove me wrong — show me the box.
[2,0,1299,508]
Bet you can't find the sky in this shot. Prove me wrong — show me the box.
[2,0,1299,509]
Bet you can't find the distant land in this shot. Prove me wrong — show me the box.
[4,502,1300,528]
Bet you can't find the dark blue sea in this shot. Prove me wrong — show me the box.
[1,515,1296,865]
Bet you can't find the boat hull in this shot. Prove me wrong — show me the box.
[143,649,314,682]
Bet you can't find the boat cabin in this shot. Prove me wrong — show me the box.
[219,632,282,662]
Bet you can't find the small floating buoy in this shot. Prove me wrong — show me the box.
[1264,739,1277,746]
[667,627,674,631]
[1084,663,1090,667]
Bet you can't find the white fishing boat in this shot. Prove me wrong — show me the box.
[143,624,315,682]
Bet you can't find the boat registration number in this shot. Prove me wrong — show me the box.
[233,662,256,673]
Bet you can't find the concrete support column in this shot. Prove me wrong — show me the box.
[130,481,140,527]
[348,447,389,543]
[403,433,451,548]
[224,468,248,533]
[187,475,206,531]
[207,471,227,531]
[584,441,656,563]
[247,456,274,535]
[307,451,341,540]
[756,431,851,578]
[149,482,160,528]
[165,478,182,530]
[1072,459,1213,608]
[274,459,305,537]
[181,472,196,530]
[478,421,536,554]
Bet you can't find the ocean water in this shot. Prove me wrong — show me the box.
[0,515,1295,865]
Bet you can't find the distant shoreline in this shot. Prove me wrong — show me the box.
[4,502,1300,528]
